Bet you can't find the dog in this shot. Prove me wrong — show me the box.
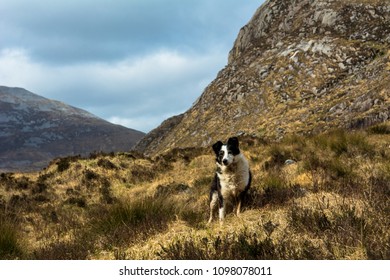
[208,137,252,223]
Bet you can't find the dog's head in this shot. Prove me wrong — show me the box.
[212,137,240,167]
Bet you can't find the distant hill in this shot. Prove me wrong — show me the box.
[135,0,390,156]
[0,86,145,172]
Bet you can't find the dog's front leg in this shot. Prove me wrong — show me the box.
[219,204,226,223]
[208,208,214,224]
[208,192,218,223]
[236,199,242,216]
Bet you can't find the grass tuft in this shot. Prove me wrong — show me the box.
[0,213,25,259]
[94,195,177,248]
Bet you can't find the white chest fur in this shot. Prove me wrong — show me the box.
[217,153,250,198]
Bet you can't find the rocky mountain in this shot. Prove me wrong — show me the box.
[135,0,390,157]
[0,86,145,172]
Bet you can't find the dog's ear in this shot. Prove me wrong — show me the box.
[227,137,240,155]
[212,141,223,155]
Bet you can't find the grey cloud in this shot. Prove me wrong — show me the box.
[1,0,260,63]
[0,0,263,132]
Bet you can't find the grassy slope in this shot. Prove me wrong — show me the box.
[0,123,389,259]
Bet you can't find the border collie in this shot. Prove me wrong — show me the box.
[208,137,252,223]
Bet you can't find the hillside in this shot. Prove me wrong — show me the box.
[0,86,145,172]
[0,125,389,259]
[135,0,390,157]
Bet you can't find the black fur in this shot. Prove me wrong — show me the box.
[227,136,240,155]
[212,141,223,164]
[210,174,224,211]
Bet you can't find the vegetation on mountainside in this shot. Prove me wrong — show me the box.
[0,123,389,260]
[137,0,390,157]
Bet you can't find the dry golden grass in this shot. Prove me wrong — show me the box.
[0,124,389,259]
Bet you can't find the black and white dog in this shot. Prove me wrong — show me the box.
[209,137,252,223]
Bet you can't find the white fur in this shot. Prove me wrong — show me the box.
[221,145,234,166]
[217,153,250,198]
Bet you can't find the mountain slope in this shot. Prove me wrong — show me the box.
[0,86,145,172]
[135,0,390,156]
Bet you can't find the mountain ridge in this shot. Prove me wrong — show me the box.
[135,0,390,157]
[0,86,145,172]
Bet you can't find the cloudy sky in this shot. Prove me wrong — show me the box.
[0,0,263,133]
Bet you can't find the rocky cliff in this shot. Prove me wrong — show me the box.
[136,0,390,156]
[0,86,145,172]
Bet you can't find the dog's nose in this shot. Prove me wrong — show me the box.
[223,159,228,165]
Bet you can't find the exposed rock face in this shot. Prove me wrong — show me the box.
[229,0,390,63]
[0,86,145,172]
[136,0,390,156]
